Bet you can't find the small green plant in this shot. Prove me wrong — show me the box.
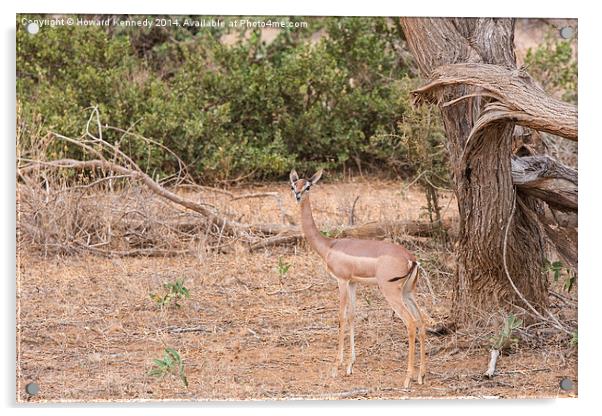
[320,229,335,238]
[490,314,523,351]
[276,257,291,280]
[148,348,188,388]
[570,330,578,347]
[149,278,190,308]
[571,329,579,347]
[544,259,576,292]
[563,272,577,292]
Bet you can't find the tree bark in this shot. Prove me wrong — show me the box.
[412,63,577,141]
[400,18,555,323]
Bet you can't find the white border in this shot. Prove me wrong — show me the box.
[3,1,598,415]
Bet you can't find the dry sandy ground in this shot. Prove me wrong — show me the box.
[16,180,577,402]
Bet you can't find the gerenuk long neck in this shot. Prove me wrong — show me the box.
[300,194,331,258]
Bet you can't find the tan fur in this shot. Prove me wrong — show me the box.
[290,170,427,388]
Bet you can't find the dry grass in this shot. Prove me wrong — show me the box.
[16,180,577,402]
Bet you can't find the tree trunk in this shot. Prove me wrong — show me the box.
[400,18,551,323]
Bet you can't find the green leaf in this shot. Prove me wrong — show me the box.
[163,354,173,367]
[564,274,576,292]
[148,368,164,377]
[571,330,578,346]
[165,348,180,362]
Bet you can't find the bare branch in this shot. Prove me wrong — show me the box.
[249,219,450,251]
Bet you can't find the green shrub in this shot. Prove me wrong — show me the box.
[524,30,578,104]
[17,15,448,183]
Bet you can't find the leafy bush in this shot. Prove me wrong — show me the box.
[17,15,447,183]
[524,29,578,104]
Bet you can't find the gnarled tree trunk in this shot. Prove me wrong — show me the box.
[400,18,577,324]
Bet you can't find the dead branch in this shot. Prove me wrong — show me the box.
[307,388,371,399]
[249,234,301,251]
[231,192,279,201]
[18,110,450,258]
[249,219,450,251]
[20,158,445,256]
[83,246,191,257]
[19,158,255,238]
[177,184,235,197]
[164,325,215,334]
[549,291,577,308]
[339,219,449,239]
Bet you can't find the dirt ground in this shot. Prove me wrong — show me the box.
[16,180,577,402]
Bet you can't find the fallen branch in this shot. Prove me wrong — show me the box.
[83,246,191,257]
[549,291,577,307]
[18,158,300,243]
[231,192,279,201]
[249,219,450,251]
[20,157,447,256]
[164,325,215,334]
[497,367,550,376]
[250,234,301,251]
[18,111,453,257]
[20,158,249,235]
[305,388,371,399]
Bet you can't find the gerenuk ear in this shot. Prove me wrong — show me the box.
[309,169,323,185]
[290,169,299,184]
